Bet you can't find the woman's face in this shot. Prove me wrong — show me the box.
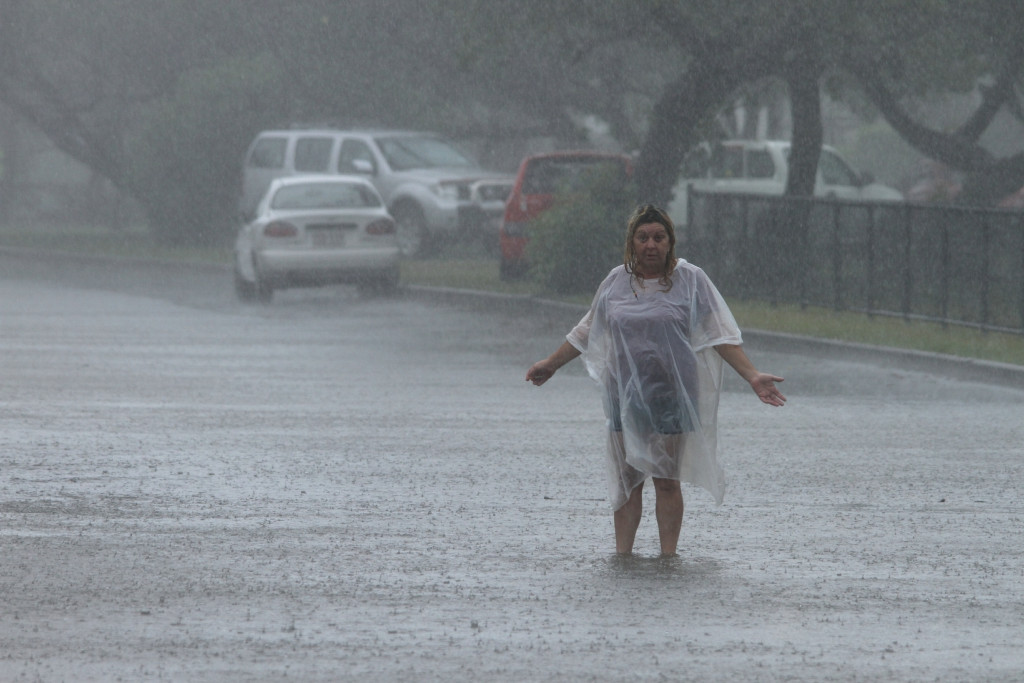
[632,221,671,276]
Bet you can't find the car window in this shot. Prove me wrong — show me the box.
[294,137,334,172]
[522,158,628,195]
[819,150,858,186]
[270,183,382,210]
[247,137,287,169]
[709,146,744,178]
[747,150,775,179]
[337,139,376,173]
[681,146,710,178]
[374,136,476,171]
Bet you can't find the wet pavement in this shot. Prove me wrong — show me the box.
[2,250,1023,681]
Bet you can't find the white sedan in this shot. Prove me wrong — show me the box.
[234,175,400,302]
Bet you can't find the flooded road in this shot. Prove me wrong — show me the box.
[2,250,1023,681]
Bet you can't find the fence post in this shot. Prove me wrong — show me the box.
[940,218,950,329]
[710,194,723,281]
[1019,213,1024,333]
[981,213,991,331]
[902,205,913,321]
[866,204,876,318]
[832,203,842,310]
[740,198,750,298]
[799,198,810,309]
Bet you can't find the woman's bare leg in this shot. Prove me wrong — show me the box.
[613,482,644,554]
[653,477,683,556]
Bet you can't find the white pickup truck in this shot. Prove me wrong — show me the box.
[667,140,903,226]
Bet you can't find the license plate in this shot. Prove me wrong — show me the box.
[311,230,345,248]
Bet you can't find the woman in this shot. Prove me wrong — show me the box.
[526,204,786,556]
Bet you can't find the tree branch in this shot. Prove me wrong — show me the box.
[957,41,1024,140]
[850,64,993,172]
[0,74,123,187]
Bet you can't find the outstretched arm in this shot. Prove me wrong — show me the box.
[714,344,786,406]
[526,341,582,386]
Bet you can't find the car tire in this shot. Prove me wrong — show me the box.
[255,279,274,304]
[392,203,430,258]
[234,264,258,302]
[234,258,274,304]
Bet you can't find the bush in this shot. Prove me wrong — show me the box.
[126,54,290,247]
[526,171,637,295]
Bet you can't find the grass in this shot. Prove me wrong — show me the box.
[4,221,1024,366]
[727,300,1024,365]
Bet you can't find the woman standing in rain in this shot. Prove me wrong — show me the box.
[526,204,786,556]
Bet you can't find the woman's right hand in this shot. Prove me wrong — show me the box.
[526,361,555,386]
[526,341,582,386]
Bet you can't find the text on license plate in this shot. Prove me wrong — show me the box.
[311,230,346,248]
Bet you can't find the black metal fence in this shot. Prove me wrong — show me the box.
[683,188,1024,334]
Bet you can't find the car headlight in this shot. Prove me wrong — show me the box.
[434,182,460,201]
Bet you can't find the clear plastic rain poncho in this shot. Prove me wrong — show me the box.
[566,260,742,510]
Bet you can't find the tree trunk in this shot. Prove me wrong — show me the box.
[634,64,739,209]
[0,105,18,226]
[784,50,823,197]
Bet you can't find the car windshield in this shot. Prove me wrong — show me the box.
[375,136,476,171]
[709,146,745,178]
[818,149,859,185]
[522,158,629,195]
[780,147,860,185]
[271,182,381,210]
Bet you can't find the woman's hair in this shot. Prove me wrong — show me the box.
[624,203,677,289]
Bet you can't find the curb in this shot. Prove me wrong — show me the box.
[406,284,1024,391]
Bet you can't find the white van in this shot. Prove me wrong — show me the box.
[667,140,903,226]
[240,129,513,256]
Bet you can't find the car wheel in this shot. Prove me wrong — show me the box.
[255,278,273,304]
[234,267,257,302]
[234,257,273,304]
[392,203,430,258]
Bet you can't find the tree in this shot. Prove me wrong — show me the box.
[4,0,1024,246]
[127,55,289,245]
[841,1,1024,205]
[0,0,280,238]
[628,0,1024,207]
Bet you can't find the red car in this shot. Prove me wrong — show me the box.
[499,151,633,280]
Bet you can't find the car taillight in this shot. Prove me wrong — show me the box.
[263,221,298,238]
[366,218,396,235]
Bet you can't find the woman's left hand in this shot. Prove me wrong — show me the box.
[749,373,786,406]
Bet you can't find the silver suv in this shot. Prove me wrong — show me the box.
[240,129,513,256]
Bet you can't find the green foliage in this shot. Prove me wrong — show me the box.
[125,54,289,246]
[525,169,637,295]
